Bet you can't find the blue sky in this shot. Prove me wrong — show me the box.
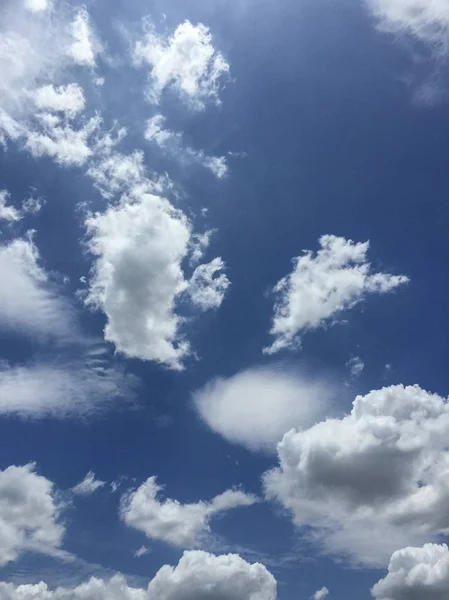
[1,0,449,599]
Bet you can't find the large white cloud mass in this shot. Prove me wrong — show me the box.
[264,235,408,355]
[193,366,333,452]
[372,543,449,600]
[0,550,277,599]
[264,384,449,566]
[0,464,65,566]
[121,476,257,547]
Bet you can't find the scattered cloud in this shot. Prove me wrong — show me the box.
[0,190,21,222]
[0,550,277,599]
[34,84,86,117]
[134,545,149,558]
[366,0,449,51]
[0,236,135,418]
[372,543,449,600]
[145,114,228,177]
[134,20,230,110]
[69,7,97,67]
[0,1,100,161]
[264,235,409,355]
[0,358,133,419]
[264,384,449,567]
[0,236,74,339]
[313,587,329,600]
[346,356,364,378]
[187,257,230,310]
[193,366,333,452]
[121,476,257,547]
[72,472,106,496]
[0,464,65,566]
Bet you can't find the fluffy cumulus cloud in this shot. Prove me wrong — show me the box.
[367,0,449,50]
[85,192,191,369]
[134,20,230,110]
[72,471,106,496]
[372,543,449,600]
[121,476,257,547]
[0,464,65,566]
[193,366,333,452]
[85,176,230,369]
[264,384,449,567]
[145,114,228,177]
[0,550,276,599]
[264,235,408,355]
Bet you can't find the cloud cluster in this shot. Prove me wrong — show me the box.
[264,384,449,567]
[264,235,408,354]
[194,366,333,452]
[121,476,257,547]
[0,0,99,161]
[134,20,230,110]
[0,550,276,599]
[372,543,449,600]
[0,464,64,566]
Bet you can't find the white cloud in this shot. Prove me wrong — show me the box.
[85,192,192,370]
[25,114,101,167]
[372,543,449,600]
[134,545,149,558]
[0,236,74,338]
[367,0,449,50]
[0,190,21,221]
[0,464,65,566]
[85,172,230,368]
[194,366,333,452]
[189,229,216,266]
[121,476,257,547]
[264,384,449,567]
[0,236,135,418]
[34,84,85,117]
[312,587,329,600]
[72,471,105,496]
[264,235,409,355]
[134,20,230,110]
[0,356,133,419]
[145,114,228,177]
[24,0,49,12]
[347,356,364,378]
[0,550,277,599]
[69,7,96,67]
[187,257,230,310]
[0,1,99,162]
